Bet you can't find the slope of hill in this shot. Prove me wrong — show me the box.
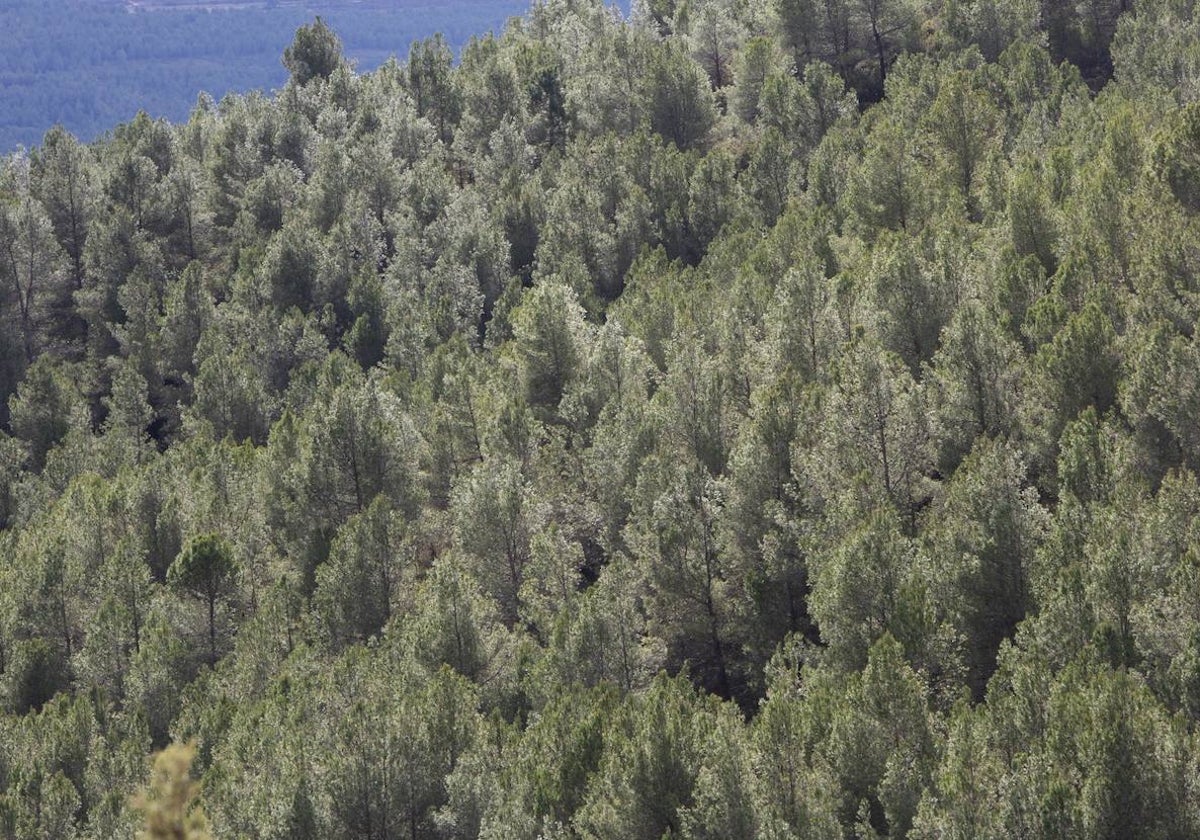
[6,1,1200,838]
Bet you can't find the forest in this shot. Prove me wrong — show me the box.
[3,0,1200,837]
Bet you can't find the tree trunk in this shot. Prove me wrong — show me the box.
[208,591,217,666]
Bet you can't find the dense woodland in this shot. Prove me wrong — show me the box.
[5,0,1200,837]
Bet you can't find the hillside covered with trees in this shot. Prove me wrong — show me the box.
[4,0,1200,837]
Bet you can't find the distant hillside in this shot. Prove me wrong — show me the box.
[118,0,492,9]
[0,0,634,150]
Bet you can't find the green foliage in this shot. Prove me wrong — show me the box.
[0,4,1199,839]
[575,674,709,839]
[643,40,717,151]
[282,18,345,87]
[169,533,235,667]
[312,496,411,647]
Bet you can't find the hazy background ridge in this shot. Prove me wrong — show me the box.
[0,0,629,151]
